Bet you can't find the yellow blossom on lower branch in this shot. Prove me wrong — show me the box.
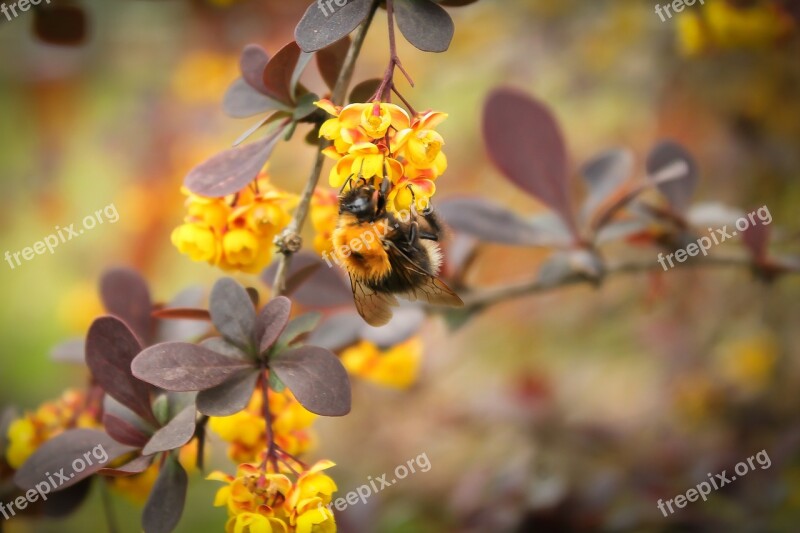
[340,337,423,389]
[5,389,99,469]
[210,389,317,464]
[171,174,298,274]
[209,460,337,533]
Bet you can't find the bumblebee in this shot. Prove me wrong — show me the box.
[332,178,463,326]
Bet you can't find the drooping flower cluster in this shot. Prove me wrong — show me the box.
[316,99,448,212]
[5,389,99,469]
[171,174,298,273]
[210,388,317,464]
[209,459,337,533]
[340,337,423,390]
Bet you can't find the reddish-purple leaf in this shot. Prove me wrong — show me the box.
[210,278,258,350]
[99,454,154,477]
[142,405,197,456]
[270,346,351,416]
[395,0,455,53]
[142,456,188,533]
[349,78,382,104]
[307,312,363,352]
[196,369,260,417]
[100,268,153,345]
[646,141,698,214]
[152,308,211,321]
[277,312,322,348]
[256,296,292,354]
[183,132,285,198]
[42,478,93,518]
[483,88,578,235]
[580,148,634,216]
[15,429,136,491]
[316,37,352,90]
[361,307,424,348]
[155,286,212,344]
[132,342,256,392]
[437,0,479,5]
[262,252,353,309]
[240,44,270,93]
[223,78,287,118]
[103,414,151,448]
[86,317,156,425]
[263,42,302,106]
[295,0,373,52]
[439,197,569,246]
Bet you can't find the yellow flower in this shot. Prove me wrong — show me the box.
[310,189,339,255]
[5,389,99,469]
[716,332,778,395]
[210,389,316,464]
[172,173,297,274]
[209,460,337,533]
[328,144,403,190]
[172,223,219,263]
[393,110,448,170]
[387,177,436,213]
[341,337,423,389]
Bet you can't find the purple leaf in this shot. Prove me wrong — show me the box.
[395,0,455,53]
[263,42,303,106]
[41,478,93,518]
[86,316,156,425]
[270,346,351,416]
[742,223,771,262]
[646,140,698,214]
[196,369,260,417]
[439,197,568,246]
[100,267,153,345]
[142,405,197,456]
[209,278,258,350]
[580,148,634,217]
[142,456,188,533]
[223,78,286,119]
[132,342,256,392]
[263,252,353,309]
[349,78,382,104]
[483,88,578,235]
[256,296,292,354]
[437,0,479,5]
[307,312,363,352]
[240,44,271,93]
[14,429,136,491]
[316,37,352,90]
[103,414,151,448]
[295,0,373,52]
[277,312,322,347]
[361,306,424,348]
[183,133,285,198]
[99,454,154,477]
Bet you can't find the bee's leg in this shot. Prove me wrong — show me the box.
[376,175,391,217]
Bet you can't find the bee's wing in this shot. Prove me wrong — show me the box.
[385,242,464,308]
[349,274,398,327]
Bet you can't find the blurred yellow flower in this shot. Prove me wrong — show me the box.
[340,337,423,389]
[172,175,298,274]
[5,389,98,469]
[210,388,316,464]
[716,332,778,395]
[171,51,239,104]
[310,189,339,255]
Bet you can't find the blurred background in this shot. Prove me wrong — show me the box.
[1,0,799,531]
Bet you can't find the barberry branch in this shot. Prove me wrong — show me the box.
[272,0,381,295]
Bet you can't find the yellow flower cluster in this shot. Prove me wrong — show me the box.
[340,337,423,389]
[209,460,337,533]
[171,174,298,273]
[316,99,448,212]
[677,0,795,56]
[309,189,339,256]
[210,389,317,464]
[5,389,98,469]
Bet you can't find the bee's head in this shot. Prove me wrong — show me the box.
[340,185,380,219]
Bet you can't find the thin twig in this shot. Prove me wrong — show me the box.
[272,1,380,295]
[457,254,761,311]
